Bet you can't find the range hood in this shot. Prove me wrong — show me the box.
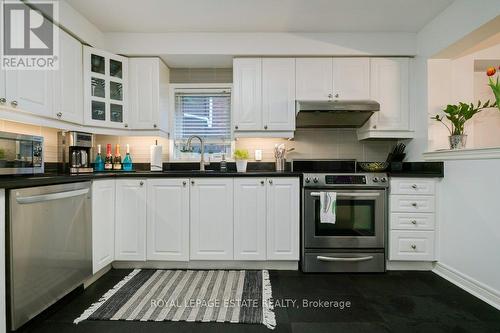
[295,100,380,128]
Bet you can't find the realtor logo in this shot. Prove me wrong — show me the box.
[1,0,59,70]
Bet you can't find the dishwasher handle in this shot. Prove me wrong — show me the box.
[16,188,90,204]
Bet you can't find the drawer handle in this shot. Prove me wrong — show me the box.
[412,184,418,189]
[411,202,418,207]
[316,255,374,262]
[411,220,417,225]
[182,181,187,186]
[411,244,417,250]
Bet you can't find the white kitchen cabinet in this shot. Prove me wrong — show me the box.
[5,67,53,117]
[190,178,234,260]
[296,58,369,101]
[233,178,267,260]
[358,57,413,140]
[53,28,83,124]
[0,189,5,333]
[115,179,147,261]
[92,180,115,273]
[332,58,370,100]
[389,230,435,261]
[129,58,169,131]
[296,58,333,101]
[83,46,129,129]
[266,177,300,260]
[262,58,296,131]
[233,58,262,131]
[147,179,189,261]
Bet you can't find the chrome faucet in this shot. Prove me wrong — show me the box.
[186,135,206,171]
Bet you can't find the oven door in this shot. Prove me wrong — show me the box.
[304,188,386,249]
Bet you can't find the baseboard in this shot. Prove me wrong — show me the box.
[84,264,112,288]
[387,260,435,271]
[433,262,500,310]
[112,260,298,271]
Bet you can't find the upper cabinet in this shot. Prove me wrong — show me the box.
[357,58,413,140]
[296,58,369,101]
[233,58,295,137]
[83,46,129,129]
[128,58,170,132]
[53,28,83,124]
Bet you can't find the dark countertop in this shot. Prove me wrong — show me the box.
[387,162,444,178]
[0,170,301,189]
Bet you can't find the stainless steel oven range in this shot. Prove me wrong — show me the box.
[293,160,388,273]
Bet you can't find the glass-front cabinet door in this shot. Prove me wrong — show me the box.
[83,46,128,128]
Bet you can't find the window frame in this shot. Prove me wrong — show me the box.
[168,83,234,161]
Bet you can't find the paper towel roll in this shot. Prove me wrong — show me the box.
[150,144,163,171]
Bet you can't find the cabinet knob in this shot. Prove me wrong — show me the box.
[328,93,333,100]
[411,202,418,207]
[412,184,418,189]
[11,100,18,107]
[0,98,6,104]
[260,180,265,185]
[335,93,339,98]
[411,220,417,225]
[124,123,129,128]
[411,244,417,250]
[56,112,62,118]
[182,181,187,186]
[139,181,144,186]
[235,125,239,130]
[372,125,377,129]
[264,125,268,130]
[191,180,195,185]
[153,124,157,128]
[268,179,273,185]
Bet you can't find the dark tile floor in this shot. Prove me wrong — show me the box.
[16,269,500,333]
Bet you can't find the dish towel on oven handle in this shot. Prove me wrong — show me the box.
[320,191,337,224]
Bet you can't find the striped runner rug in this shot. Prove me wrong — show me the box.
[74,269,276,329]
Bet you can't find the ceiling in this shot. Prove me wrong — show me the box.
[65,0,454,33]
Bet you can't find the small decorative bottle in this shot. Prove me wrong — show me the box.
[113,144,122,170]
[104,144,113,170]
[220,153,227,172]
[122,144,133,171]
[94,144,104,171]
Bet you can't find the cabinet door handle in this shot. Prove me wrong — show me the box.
[411,244,417,250]
[411,220,417,225]
[191,180,195,185]
[139,181,144,186]
[264,125,268,130]
[412,184,418,189]
[372,125,377,129]
[260,180,265,185]
[234,125,239,130]
[182,181,187,186]
[153,124,157,128]
[11,100,18,107]
[56,112,62,118]
[268,179,273,185]
[0,98,6,104]
[411,202,418,207]
[335,93,339,98]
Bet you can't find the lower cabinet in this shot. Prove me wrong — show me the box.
[92,180,116,273]
[114,179,147,261]
[190,178,234,260]
[146,179,189,261]
[266,178,300,260]
[233,178,267,260]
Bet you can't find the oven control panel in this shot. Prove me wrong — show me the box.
[303,173,388,187]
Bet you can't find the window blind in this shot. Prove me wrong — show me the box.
[174,92,231,142]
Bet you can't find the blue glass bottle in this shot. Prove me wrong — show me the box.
[122,144,133,171]
[94,144,104,171]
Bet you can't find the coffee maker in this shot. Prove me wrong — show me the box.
[58,131,94,173]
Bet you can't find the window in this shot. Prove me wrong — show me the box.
[172,87,232,160]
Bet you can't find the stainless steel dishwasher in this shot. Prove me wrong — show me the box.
[8,182,92,330]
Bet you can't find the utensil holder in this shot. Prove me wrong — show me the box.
[275,158,286,172]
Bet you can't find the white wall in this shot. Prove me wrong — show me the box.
[436,159,500,309]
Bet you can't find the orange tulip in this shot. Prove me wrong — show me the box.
[486,67,496,76]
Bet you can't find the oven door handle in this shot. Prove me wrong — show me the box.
[316,255,374,262]
[310,192,380,198]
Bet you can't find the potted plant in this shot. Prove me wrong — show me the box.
[234,149,249,172]
[486,66,500,111]
[431,100,496,149]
